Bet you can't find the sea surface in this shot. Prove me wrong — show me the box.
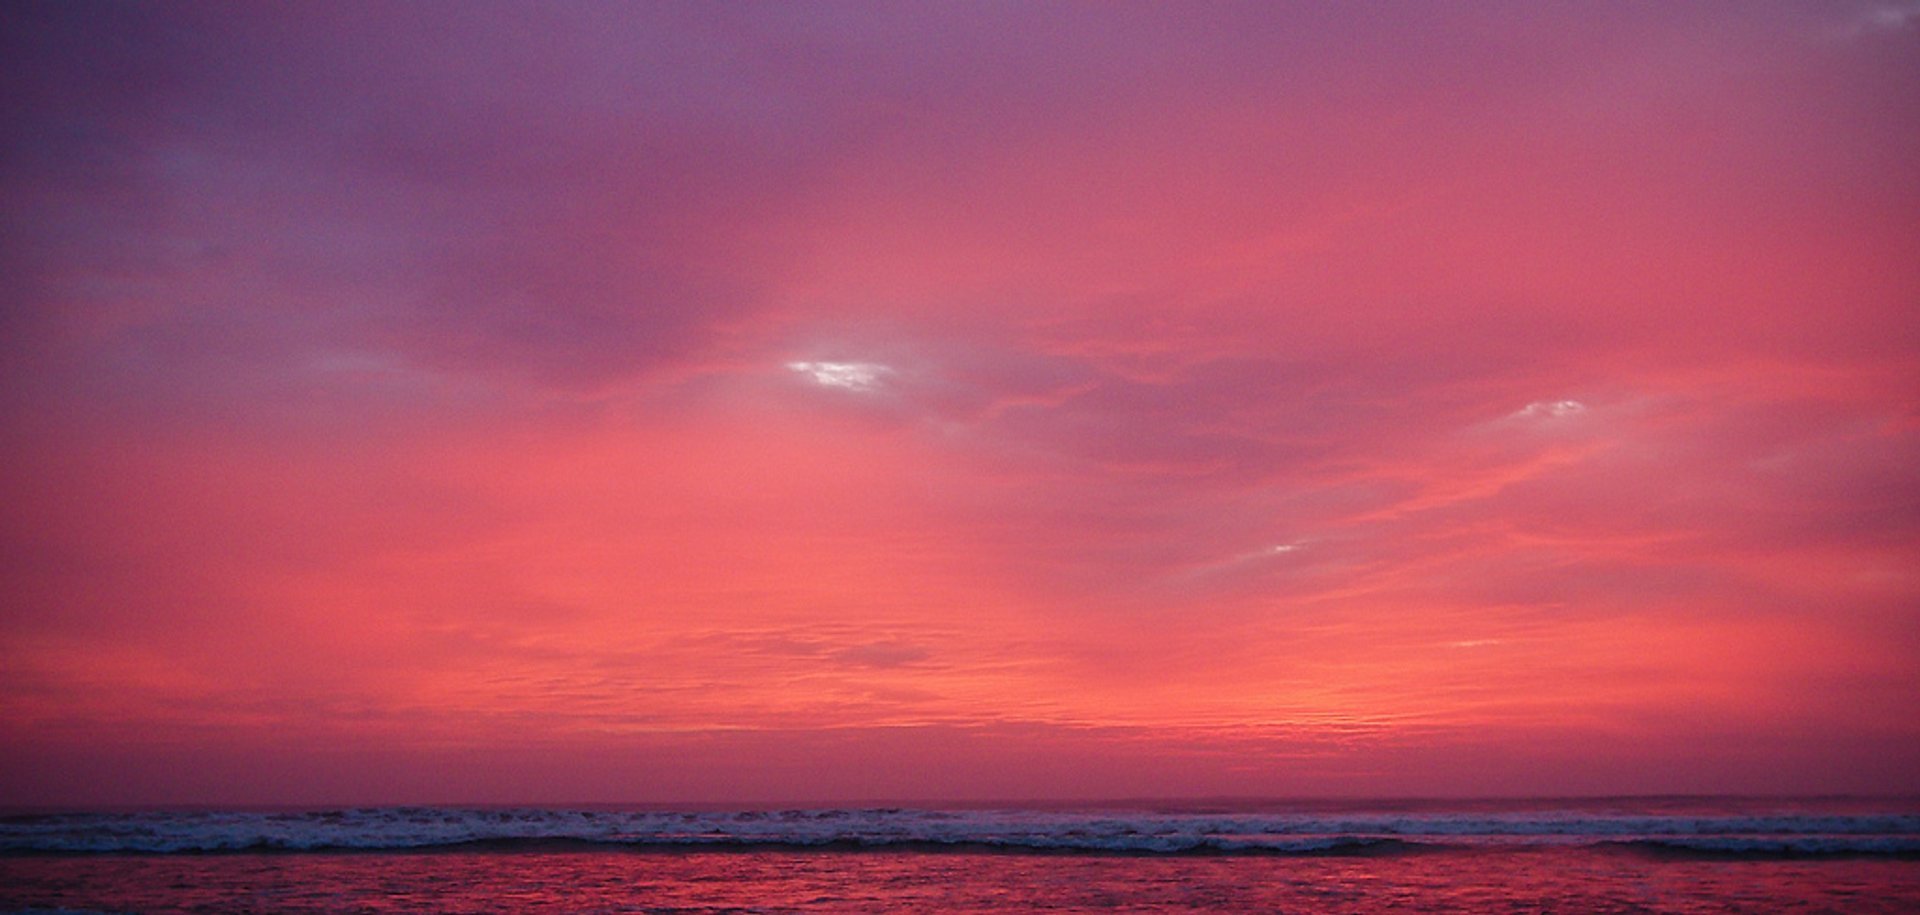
[3,797,1917,913]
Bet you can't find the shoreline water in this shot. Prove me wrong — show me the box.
[6,844,1920,914]
[6,800,1917,912]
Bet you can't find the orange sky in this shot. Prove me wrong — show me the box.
[3,1,1918,806]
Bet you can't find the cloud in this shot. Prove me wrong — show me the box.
[1843,2,1920,35]
[828,641,934,669]
[787,361,893,392]
[1513,399,1588,420]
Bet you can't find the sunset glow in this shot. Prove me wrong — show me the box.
[2,1,1917,807]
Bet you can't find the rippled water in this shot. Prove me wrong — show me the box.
[4,799,1916,913]
[4,847,1920,914]
[7,798,1917,855]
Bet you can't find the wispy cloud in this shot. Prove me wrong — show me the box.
[787,361,894,391]
[1512,399,1588,420]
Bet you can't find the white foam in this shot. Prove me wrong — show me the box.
[3,807,1916,855]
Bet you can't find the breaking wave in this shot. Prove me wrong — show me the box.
[4,807,1916,857]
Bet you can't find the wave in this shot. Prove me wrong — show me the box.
[1,834,1434,857]
[1607,836,1920,859]
[4,807,1916,857]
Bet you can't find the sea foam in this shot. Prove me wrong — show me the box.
[3,806,1917,856]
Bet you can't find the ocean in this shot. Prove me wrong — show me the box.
[3,797,1917,913]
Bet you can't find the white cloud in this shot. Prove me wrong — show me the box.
[1167,540,1310,584]
[787,361,893,391]
[1834,2,1920,38]
[1864,2,1920,29]
[1226,541,1308,565]
[1513,399,1587,420]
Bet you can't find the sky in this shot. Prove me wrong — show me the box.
[2,1,1917,807]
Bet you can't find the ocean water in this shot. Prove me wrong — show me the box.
[2,797,1916,913]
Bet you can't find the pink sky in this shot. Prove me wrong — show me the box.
[3,1,1918,806]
